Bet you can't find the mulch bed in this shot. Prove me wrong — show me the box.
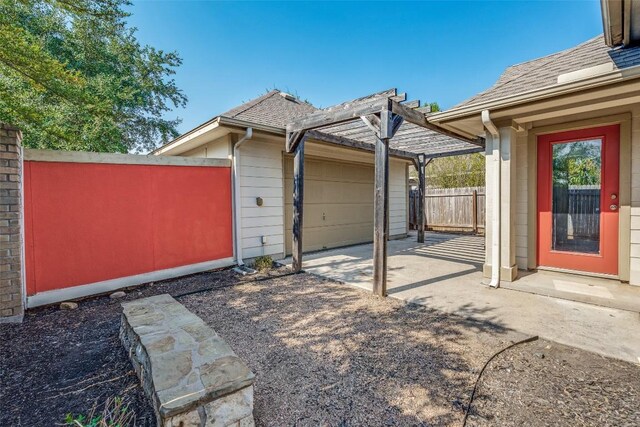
[1,266,638,426]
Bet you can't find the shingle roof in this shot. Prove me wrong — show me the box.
[454,35,640,108]
[222,90,317,128]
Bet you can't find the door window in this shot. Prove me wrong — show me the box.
[551,139,602,254]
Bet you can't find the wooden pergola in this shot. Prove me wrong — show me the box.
[286,89,485,297]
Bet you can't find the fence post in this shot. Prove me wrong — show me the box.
[472,189,478,234]
[0,124,24,323]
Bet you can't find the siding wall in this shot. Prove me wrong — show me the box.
[390,160,408,237]
[181,133,409,261]
[630,110,640,284]
[182,135,232,159]
[237,138,285,259]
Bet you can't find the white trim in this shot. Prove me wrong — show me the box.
[26,257,235,308]
[24,149,231,167]
[152,117,223,155]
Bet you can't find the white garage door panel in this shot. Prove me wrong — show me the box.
[285,156,375,254]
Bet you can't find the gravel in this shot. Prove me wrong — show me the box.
[1,266,638,426]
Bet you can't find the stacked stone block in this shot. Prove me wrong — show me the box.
[120,294,255,426]
[0,124,23,322]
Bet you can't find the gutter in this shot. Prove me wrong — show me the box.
[481,110,500,289]
[429,63,640,123]
[232,127,253,267]
[152,116,285,156]
[218,117,285,135]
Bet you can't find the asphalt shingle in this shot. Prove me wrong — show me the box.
[222,90,317,128]
[455,35,640,108]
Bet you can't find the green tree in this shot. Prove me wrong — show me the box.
[409,153,485,188]
[424,152,485,188]
[426,101,440,113]
[552,141,601,187]
[0,0,186,152]
[408,101,484,188]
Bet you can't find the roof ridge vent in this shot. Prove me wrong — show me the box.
[279,92,297,101]
[557,63,614,84]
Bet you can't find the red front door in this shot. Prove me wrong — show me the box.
[537,125,619,275]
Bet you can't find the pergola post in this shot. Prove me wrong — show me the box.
[371,109,400,297]
[417,154,426,243]
[373,134,390,296]
[292,138,305,272]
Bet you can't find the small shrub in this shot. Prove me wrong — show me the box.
[64,397,134,427]
[253,255,273,271]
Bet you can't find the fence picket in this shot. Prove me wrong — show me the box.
[409,186,485,234]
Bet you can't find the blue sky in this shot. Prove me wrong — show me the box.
[127,1,604,134]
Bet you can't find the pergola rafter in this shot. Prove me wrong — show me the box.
[285,89,486,297]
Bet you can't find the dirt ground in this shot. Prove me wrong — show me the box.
[1,267,638,426]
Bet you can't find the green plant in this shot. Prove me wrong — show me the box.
[64,397,134,427]
[0,0,186,152]
[253,255,273,272]
[412,152,485,188]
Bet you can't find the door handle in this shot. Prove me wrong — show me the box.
[610,204,618,211]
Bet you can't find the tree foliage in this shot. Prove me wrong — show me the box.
[0,0,187,152]
[419,152,485,188]
[426,101,440,113]
[552,141,601,187]
[407,101,484,188]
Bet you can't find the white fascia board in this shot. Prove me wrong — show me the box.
[152,117,224,156]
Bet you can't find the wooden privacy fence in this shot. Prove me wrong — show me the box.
[553,185,601,241]
[409,186,485,234]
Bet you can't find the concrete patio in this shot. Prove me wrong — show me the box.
[283,232,640,364]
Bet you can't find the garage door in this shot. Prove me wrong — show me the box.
[284,156,374,255]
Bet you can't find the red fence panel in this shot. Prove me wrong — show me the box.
[24,158,232,301]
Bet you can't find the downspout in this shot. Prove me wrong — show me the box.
[481,110,501,288]
[232,127,253,266]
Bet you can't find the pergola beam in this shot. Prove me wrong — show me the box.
[287,95,396,149]
[402,100,421,109]
[306,130,417,161]
[422,147,484,158]
[390,101,485,148]
[390,92,407,102]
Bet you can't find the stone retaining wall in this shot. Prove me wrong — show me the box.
[120,294,255,427]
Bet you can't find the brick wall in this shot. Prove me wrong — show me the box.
[0,124,24,321]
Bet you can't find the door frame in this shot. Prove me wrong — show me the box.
[526,113,631,281]
[537,124,619,275]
